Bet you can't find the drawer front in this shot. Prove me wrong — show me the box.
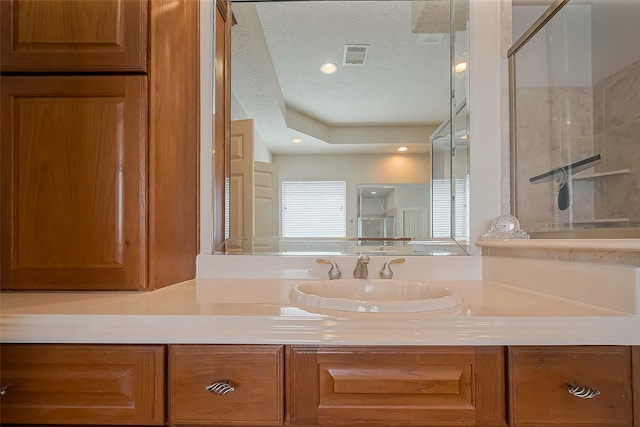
[0,344,165,425]
[289,346,505,426]
[169,344,284,425]
[508,346,633,427]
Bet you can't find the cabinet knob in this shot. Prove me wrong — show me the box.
[0,382,11,396]
[205,380,235,395]
[567,383,600,399]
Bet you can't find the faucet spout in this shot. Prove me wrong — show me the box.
[353,254,370,279]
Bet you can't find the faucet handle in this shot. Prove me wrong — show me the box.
[316,258,342,280]
[380,258,406,279]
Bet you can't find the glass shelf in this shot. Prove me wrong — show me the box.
[572,169,630,181]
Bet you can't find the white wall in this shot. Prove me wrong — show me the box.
[512,4,592,88]
[591,0,640,84]
[469,0,503,254]
[275,153,429,237]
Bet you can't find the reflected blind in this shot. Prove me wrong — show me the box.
[282,180,346,237]
[431,179,451,238]
[454,176,470,241]
[432,177,470,239]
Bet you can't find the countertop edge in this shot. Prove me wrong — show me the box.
[2,313,639,346]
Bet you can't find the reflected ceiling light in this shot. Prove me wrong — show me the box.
[292,137,303,144]
[371,191,377,195]
[320,62,337,74]
[397,146,408,152]
[455,61,468,73]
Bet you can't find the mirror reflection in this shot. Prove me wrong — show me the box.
[357,184,430,240]
[224,0,469,255]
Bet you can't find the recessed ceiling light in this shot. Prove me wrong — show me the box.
[398,146,408,152]
[454,61,468,73]
[320,63,337,74]
[292,137,303,144]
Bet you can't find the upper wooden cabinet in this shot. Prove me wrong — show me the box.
[1,76,148,290]
[0,0,148,72]
[0,0,199,290]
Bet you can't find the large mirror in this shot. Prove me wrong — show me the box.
[221,0,470,255]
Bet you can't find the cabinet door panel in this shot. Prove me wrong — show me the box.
[169,344,284,425]
[0,0,147,72]
[0,344,165,425]
[1,76,147,290]
[508,346,633,427]
[289,346,505,426]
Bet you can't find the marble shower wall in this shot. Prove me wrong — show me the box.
[515,86,595,231]
[592,59,640,226]
[515,60,639,231]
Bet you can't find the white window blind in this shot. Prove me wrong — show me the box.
[454,176,470,241]
[432,176,470,240]
[431,179,451,238]
[281,180,346,237]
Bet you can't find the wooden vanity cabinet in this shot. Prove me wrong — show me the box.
[168,344,285,426]
[1,75,148,290]
[508,346,634,427]
[289,345,506,426]
[0,344,165,425]
[0,0,199,291]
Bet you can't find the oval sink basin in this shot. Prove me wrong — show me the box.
[289,279,462,313]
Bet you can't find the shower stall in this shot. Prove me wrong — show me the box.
[509,0,640,238]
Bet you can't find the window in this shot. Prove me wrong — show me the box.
[281,180,346,237]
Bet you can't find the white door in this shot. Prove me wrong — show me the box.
[401,209,429,238]
[229,119,254,252]
[254,161,278,252]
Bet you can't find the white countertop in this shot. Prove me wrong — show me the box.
[2,278,639,345]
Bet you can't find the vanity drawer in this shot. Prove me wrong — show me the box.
[0,344,165,425]
[289,345,505,426]
[168,344,284,425]
[508,346,633,427]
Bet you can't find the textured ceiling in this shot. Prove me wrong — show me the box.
[230,1,455,155]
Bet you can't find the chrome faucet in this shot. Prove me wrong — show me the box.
[316,258,341,280]
[379,258,405,279]
[353,254,370,279]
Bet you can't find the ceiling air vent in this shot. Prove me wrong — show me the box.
[343,44,369,66]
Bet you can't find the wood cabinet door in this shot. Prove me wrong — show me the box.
[508,346,633,427]
[1,76,148,290]
[289,346,505,426]
[0,344,165,425]
[168,344,284,425]
[0,0,148,72]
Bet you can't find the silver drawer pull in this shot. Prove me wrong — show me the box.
[567,383,600,399]
[205,380,235,395]
[0,383,11,396]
